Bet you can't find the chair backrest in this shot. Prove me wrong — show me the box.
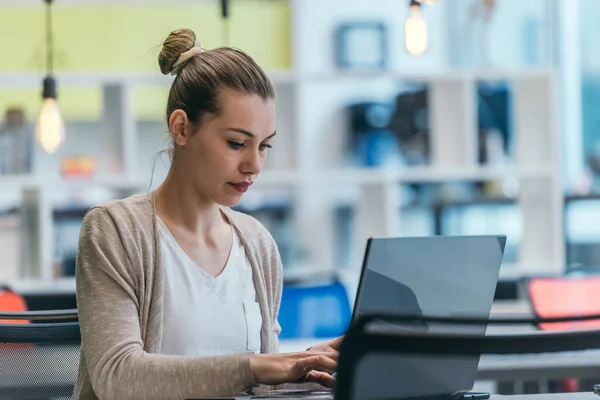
[528,276,600,330]
[278,281,351,339]
[0,309,80,400]
[336,312,600,400]
[0,287,28,324]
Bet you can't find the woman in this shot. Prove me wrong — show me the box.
[74,29,341,400]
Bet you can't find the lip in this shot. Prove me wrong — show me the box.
[230,181,253,187]
[229,181,253,193]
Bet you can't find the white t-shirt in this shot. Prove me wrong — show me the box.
[157,216,262,356]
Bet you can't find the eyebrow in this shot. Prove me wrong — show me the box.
[228,128,277,140]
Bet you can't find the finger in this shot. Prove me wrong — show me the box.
[330,336,344,349]
[291,354,338,382]
[303,354,338,373]
[293,356,334,379]
[305,371,336,388]
[306,350,339,362]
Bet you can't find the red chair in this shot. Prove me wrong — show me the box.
[527,275,600,392]
[0,286,29,324]
[528,276,600,330]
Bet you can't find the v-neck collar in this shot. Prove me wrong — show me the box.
[155,214,235,281]
[147,191,275,353]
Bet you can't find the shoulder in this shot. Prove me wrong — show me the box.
[222,207,276,249]
[77,193,155,284]
[82,193,154,231]
[79,193,155,263]
[88,192,153,218]
[222,207,282,277]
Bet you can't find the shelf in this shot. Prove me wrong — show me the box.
[0,264,535,296]
[396,165,516,183]
[6,269,335,295]
[0,175,146,191]
[252,170,300,186]
[0,69,297,88]
[0,1,564,292]
[398,66,556,82]
[282,264,337,284]
[498,263,524,280]
[6,277,76,295]
[296,67,555,83]
[0,165,555,193]
[309,165,521,185]
[0,67,554,89]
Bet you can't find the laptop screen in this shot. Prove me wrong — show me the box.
[350,235,506,400]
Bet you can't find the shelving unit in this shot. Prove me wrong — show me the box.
[0,0,564,294]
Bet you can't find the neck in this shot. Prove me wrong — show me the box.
[154,169,225,237]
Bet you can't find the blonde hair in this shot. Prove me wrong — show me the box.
[149,29,275,187]
[158,28,275,127]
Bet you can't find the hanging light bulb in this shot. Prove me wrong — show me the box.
[415,0,438,4]
[36,77,65,154]
[220,0,230,45]
[36,0,65,154]
[405,0,428,56]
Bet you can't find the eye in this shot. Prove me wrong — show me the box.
[228,141,244,150]
[259,143,273,151]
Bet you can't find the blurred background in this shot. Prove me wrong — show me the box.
[0,0,599,345]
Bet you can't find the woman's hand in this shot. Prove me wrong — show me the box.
[306,336,344,354]
[250,351,338,388]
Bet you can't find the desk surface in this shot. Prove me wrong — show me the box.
[278,392,596,399]
[477,349,600,380]
[493,394,598,399]
[4,343,600,396]
[193,392,598,399]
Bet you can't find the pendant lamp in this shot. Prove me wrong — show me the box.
[35,0,65,155]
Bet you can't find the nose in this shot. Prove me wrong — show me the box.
[242,148,263,176]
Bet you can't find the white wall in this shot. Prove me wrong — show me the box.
[290,0,451,273]
[580,0,600,73]
[292,0,449,75]
[448,0,552,68]
[32,121,124,179]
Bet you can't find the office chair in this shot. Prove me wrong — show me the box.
[0,308,80,400]
[527,275,600,392]
[0,286,28,324]
[278,281,351,339]
[527,275,600,331]
[336,311,600,400]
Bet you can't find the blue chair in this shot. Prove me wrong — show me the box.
[278,281,352,339]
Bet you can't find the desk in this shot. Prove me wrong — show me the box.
[4,347,600,396]
[478,350,600,381]
[279,338,600,386]
[185,392,598,399]
[253,392,597,399]
[263,394,598,399]
[492,394,596,399]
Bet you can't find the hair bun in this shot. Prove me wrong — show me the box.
[158,28,198,75]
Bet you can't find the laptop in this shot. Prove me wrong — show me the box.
[197,235,506,400]
[347,235,506,400]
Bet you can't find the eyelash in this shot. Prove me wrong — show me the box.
[228,141,272,151]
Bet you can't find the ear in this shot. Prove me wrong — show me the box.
[168,110,191,146]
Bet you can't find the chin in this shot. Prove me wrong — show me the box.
[217,194,244,208]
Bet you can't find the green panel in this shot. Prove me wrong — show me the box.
[133,86,171,121]
[0,1,290,121]
[0,1,290,71]
[0,88,102,122]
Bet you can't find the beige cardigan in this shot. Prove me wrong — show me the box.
[74,192,289,400]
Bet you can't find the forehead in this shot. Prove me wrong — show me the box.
[216,90,275,135]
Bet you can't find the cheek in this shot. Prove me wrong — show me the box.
[195,142,236,176]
